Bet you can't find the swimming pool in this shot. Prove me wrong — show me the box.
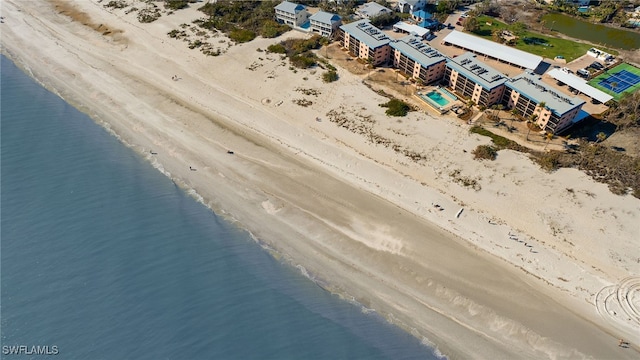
[416,88,458,112]
[425,91,449,106]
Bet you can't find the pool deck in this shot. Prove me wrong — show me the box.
[415,86,462,114]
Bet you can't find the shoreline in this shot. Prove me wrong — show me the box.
[2,1,639,358]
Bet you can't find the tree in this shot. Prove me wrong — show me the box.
[489,104,499,120]
[496,104,505,117]
[492,28,504,43]
[596,132,607,143]
[605,91,640,129]
[467,100,476,109]
[538,101,547,113]
[508,22,527,36]
[510,109,520,129]
[544,132,554,150]
[463,17,480,33]
[526,114,538,141]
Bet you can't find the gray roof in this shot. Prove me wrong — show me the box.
[547,68,613,103]
[506,72,585,115]
[275,1,305,14]
[390,35,445,67]
[357,2,392,18]
[442,31,542,70]
[309,11,341,24]
[446,52,507,90]
[399,0,421,6]
[340,19,390,49]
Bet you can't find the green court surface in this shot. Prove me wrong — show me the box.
[588,63,640,101]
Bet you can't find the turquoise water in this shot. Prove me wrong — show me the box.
[0,55,440,359]
[424,91,450,107]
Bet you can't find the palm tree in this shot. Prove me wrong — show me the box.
[610,81,618,93]
[544,132,554,150]
[466,100,475,110]
[496,104,505,121]
[538,102,547,113]
[596,132,607,143]
[489,104,498,121]
[526,114,538,141]
[510,109,521,130]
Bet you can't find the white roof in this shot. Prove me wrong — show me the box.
[442,31,542,70]
[392,22,430,37]
[547,68,613,103]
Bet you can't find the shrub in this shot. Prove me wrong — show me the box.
[164,0,189,10]
[472,145,498,160]
[290,54,316,68]
[138,8,161,23]
[469,126,525,150]
[229,28,256,43]
[322,70,338,83]
[267,44,286,54]
[260,20,290,38]
[105,1,127,9]
[534,151,561,171]
[379,99,411,117]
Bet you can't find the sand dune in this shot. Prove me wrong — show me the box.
[2,0,638,358]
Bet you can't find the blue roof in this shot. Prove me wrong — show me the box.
[390,35,445,68]
[309,11,341,24]
[275,1,305,13]
[445,52,507,90]
[418,18,438,28]
[339,19,390,49]
[412,10,432,19]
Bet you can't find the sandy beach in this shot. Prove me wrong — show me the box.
[2,1,639,358]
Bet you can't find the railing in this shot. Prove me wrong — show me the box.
[438,86,458,101]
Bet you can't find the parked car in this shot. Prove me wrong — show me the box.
[577,69,590,78]
[590,62,604,70]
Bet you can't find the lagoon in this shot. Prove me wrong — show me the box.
[542,13,640,50]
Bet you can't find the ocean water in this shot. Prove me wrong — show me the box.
[0,55,440,359]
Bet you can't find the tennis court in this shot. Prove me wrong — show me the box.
[588,63,640,101]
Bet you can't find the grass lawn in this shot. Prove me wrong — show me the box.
[588,63,640,101]
[472,15,617,62]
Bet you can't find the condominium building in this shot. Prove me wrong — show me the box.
[503,72,585,134]
[444,52,507,107]
[339,19,391,66]
[390,35,446,85]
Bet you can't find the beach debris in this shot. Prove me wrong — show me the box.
[455,208,464,218]
[618,339,629,348]
[227,150,234,154]
[316,117,321,122]
[189,166,197,171]
[150,150,158,155]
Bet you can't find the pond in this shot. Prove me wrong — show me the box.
[542,13,640,50]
